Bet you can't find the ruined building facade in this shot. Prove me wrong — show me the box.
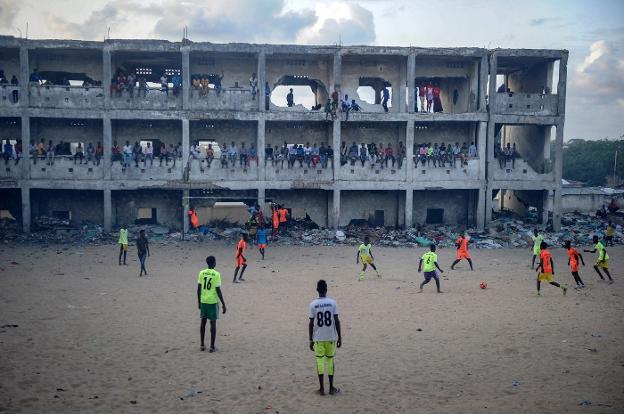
[0,37,568,233]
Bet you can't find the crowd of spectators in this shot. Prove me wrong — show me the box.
[110,70,180,98]
[413,141,477,168]
[0,70,19,103]
[495,142,519,169]
[340,141,406,169]
[264,142,334,169]
[111,141,182,169]
[2,139,22,165]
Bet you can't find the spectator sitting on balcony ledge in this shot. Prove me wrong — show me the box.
[172,73,182,96]
[311,143,320,167]
[398,142,406,168]
[228,142,238,167]
[160,74,168,95]
[45,140,55,165]
[348,142,358,166]
[325,99,335,121]
[368,142,377,167]
[3,140,13,165]
[74,143,84,165]
[287,88,294,107]
[189,141,200,167]
[469,142,477,158]
[158,143,169,166]
[377,143,386,169]
[29,141,37,164]
[351,100,362,113]
[248,143,258,167]
[138,77,148,98]
[144,142,154,167]
[126,74,135,97]
[359,143,367,167]
[95,142,103,165]
[326,145,334,168]
[29,69,41,85]
[205,144,214,168]
[122,141,132,168]
[240,143,249,167]
[304,142,312,168]
[296,144,305,167]
[111,141,121,165]
[133,141,144,167]
[385,143,395,168]
[10,75,18,103]
[265,144,274,166]
[220,142,229,168]
[85,143,95,164]
[279,143,288,168]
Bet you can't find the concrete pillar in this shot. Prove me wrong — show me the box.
[332,188,341,229]
[257,50,266,112]
[478,121,487,180]
[103,116,112,180]
[257,119,265,179]
[552,53,567,232]
[541,190,549,225]
[258,186,266,212]
[407,52,416,113]
[21,186,30,233]
[479,54,488,111]
[19,47,29,108]
[333,51,342,93]
[486,53,497,183]
[103,46,111,109]
[405,121,414,179]
[405,189,413,229]
[398,56,407,112]
[182,118,190,167]
[182,189,189,237]
[103,188,112,233]
[476,187,486,231]
[485,187,493,226]
[181,47,190,110]
[21,115,30,178]
[332,119,341,171]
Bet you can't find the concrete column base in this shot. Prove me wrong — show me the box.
[332,189,341,229]
[103,188,112,233]
[21,186,30,234]
[404,189,413,229]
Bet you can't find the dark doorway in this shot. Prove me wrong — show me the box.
[373,210,385,227]
[426,208,444,224]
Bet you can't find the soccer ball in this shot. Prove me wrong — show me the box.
[480,281,487,289]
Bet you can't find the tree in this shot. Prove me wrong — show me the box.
[559,139,624,186]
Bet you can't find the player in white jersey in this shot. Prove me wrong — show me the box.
[308,279,342,396]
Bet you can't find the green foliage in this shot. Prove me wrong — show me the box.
[560,139,624,186]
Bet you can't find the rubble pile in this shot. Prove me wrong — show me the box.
[0,212,621,249]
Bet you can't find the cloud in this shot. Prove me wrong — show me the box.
[572,40,624,108]
[0,0,19,29]
[299,3,376,45]
[153,0,317,43]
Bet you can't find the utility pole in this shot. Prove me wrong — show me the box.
[613,150,618,186]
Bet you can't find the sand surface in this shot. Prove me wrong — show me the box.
[0,242,623,413]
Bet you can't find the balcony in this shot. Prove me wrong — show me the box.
[491,158,554,181]
[338,158,408,182]
[189,88,257,111]
[265,161,334,182]
[29,85,105,109]
[0,86,20,108]
[111,157,183,180]
[29,156,104,180]
[188,156,259,181]
[412,157,481,182]
[0,158,24,180]
[109,87,182,110]
[495,92,558,116]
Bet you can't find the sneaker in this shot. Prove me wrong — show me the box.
[537,292,541,297]
[376,272,382,279]
[358,271,364,281]
[608,280,614,285]
[562,287,567,296]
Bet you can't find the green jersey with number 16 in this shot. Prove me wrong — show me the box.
[198,268,221,304]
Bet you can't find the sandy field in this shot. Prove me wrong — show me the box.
[0,241,623,414]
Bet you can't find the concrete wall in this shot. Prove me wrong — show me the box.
[30,189,103,225]
[341,190,402,227]
[266,54,332,104]
[267,189,330,228]
[190,120,255,148]
[0,48,21,80]
[30,49,103,82]
[545,189,624,214]
[113,119,182,146]
[501,124,551,173]
[415,58,478,113]
[190,52,256,89]
[342,56,402,113]
[31,118,103,146]
[112,189,183,229]
[29,85,105,109]
[266,121,331,147]
[507,62,549,94]
[495,93,558,116]
[412,189,475,226]
[341,122,401,148]
[413,122,476,146]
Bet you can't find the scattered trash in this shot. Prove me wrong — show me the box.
[335,230,346,241]
[579,400,592,406]
[1,324,18,328]
[511,380,521,387]
[590,333,604,338]
[585,348,598,353]
[179,389,204,400]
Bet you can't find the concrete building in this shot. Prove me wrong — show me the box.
[0,36,568,234]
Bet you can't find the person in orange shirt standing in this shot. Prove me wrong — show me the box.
[535,242,567,297]
[272,204,279,237]
[188,208,199,229]
[233,233,248,283]
[565,241,586,288]
[450,234,473,270]
[278,205,288,233]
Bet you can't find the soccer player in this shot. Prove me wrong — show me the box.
[356,236,381,281]
[418,244,444,293]
[605,221,615,246]
[257,225,268,260]
[530,229,544,269]
[233,233,248,283]
[278,206,288,233]
[308,279,342,396]
[450,233,473,270]
[272,204,279,237]
[118,224,128,265]
[136,229,150,277]
[535,242,567,296]
[565,241,586,288]
[197,256,226,352]
[584,235,614,284]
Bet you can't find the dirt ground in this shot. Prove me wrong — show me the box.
[0,242,623,413]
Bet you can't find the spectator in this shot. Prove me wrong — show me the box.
[138,77,148,98]
[279,143,288,168]
[433,83,443,113]
[45,140,55,165]
[432,143,440,167]
[468,142,477,158]
[265,143,274,166]
[122,141,132,167]
[95,142,103,166]
[426,83,434,113]
[239,142,248,167]
[29,140,37,164]
[74,143,84,164]
[265,82,271,110]
[324,99,334,121]
[427,144,434,167]
[340,142,348,166]
[248,143,258,167]
[377,143,386,169]
[288,144,297,168]
[158,143,169,166]
[160,74,168,95]
[341,94,351,120]
[504,142,516,168]
[131,141,141,167]
[326,144,334,169]
[304,142,312,168]
[126,73,135,97]
[460,142,468,165]
[220,142,229,168]
[296,144,305,167]
[213,72,223,95]
[348,142,359,166]
[452,142,461,168]
[385,143,395,168]
[3,140,13,165]
[228,142,238,167]
[249,73,258,100]
[351,99,362,113]
[189,141,200,166]
[311,143,320,167]
[397,142,406,168]
[419,83,426,112]
[111,141,122,165]
[286,88,294,107]
[36,139,46,164]
[10,75,18,103]
[368,142,378,167]
[14,140,22,164]
[172,73,182,96]
[419,144,428,167]
[85,142,95,164]
[319,143,328,168]
[29,68,41,84]
[205,144,214,168]
[331,90,339,113]
[144,142,154,167]
[359,143,368,167]
[382,86,390,112]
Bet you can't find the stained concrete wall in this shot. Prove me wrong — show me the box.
[266,122,331,147]
[30,189,103,225]
[267,189,331,228]
[341,122,401,148]
[266,54,332,105]
[190,120,256,149]
[501,124,551,173]
[190,53,256,89]
[31,118,103,146]
[29,85,105,109]
[113,119,182,146]
[112,189,183,230]
[414,58,479,113]
[30,49,103,82]
[544,189,623,214]
[413,122,476,146]
[0,48,20,80]
[412,189,475,226]
[507,62,550,94]
[0,117,21,141]
[342,56,402,112]
[341,190,402,227]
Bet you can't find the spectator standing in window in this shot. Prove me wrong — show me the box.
[95,142,103,166]
[249,73,258,100]
[382,86,390,112]
[74,143,84,165]
[213,72,224,95]
[468,142,477,159]
[265,82,271,110]
[287,88,294,107]
[419,83,426,112]
[172,73,182,96]
[160,74,168,95]
[341,94,350,120]
[85,142,95,164]
[144,142,154,167]
[10,75,18,103]
[433,83,443,113]
[138,77,148,97]
[324,99,334,121]
[426,83,434,113]
[206,144,214,168]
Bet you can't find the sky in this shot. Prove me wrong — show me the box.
[0,0,622,141]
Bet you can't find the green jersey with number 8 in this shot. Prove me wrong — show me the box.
[422,252,438,272]
[198,268,221,304]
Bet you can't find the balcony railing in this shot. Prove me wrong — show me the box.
[109,86,182,110]
[495,93,558,116]
[0,85,20,107]
[189,88,257,111]
[111,156,183,180]
[29,84,105,109]
[491,157,554,181]
[29,155,104,180]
